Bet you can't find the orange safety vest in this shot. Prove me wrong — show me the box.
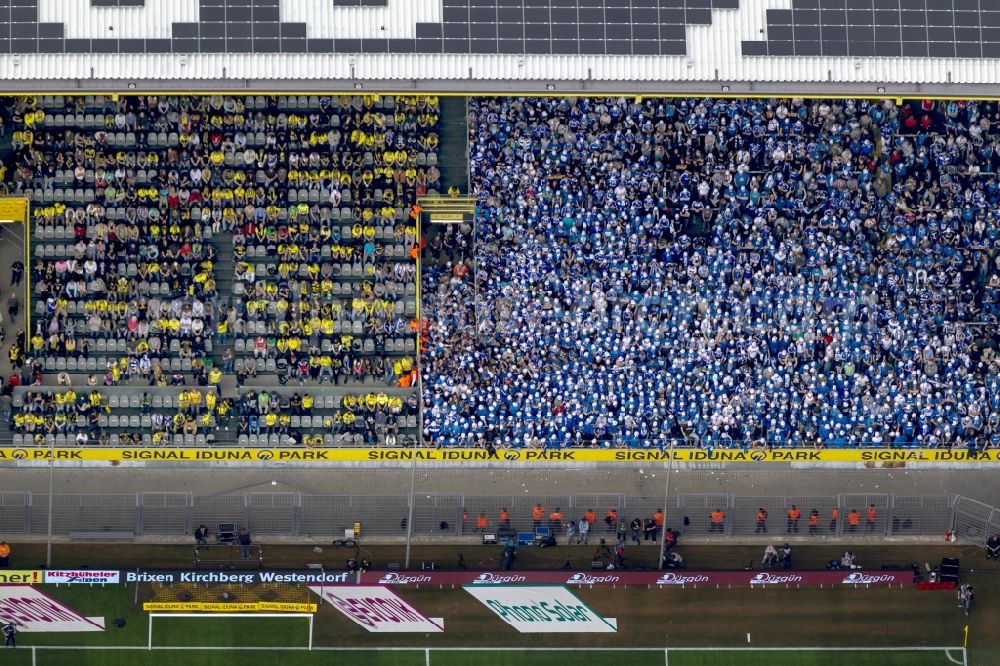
[867,507,878,522]
[787,508,801,521]
[808,513,819,527]
[606,510,618,525]
[832,508,840,520]
[710,510,725,524]
[653,511,664,527]
[0,544,9,558]
[549,511,562,523]
[499,510,509,523]
[847,511,861,526]
[532,506,545,521]
[584,511,597,525]
[476,515,488,530]
[756,510,768,523]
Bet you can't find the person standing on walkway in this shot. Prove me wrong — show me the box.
[866,504,878,531]
[755,507,768,533]
[847,509,861,532]
[238,529,252,559]
[808,509,820,535]
[9,261,22,287]
[0,542,10,567]
[830,507,839,533]
[566,521,578,545]
[786,505,801,533]
[6,293,17,323]
[709,508,726,533]
[548,508,563,534]
[629,517,642,545]
[532,504,545,530]
[7,344,20,369]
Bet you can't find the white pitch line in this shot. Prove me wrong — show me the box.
[22,645,968,653]
[945,648,965,666]
[425,647,430,666]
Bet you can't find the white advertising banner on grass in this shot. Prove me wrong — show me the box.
[44,570,121,585]
[464,585,617,633]
[0,585,104,632]
[309,585,444,633]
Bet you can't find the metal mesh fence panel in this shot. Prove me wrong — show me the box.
[677,494,733,537]
[30,494,136,534]
[988,514,1000,546]
[191,495,246,534]
[247,493,297,536]
[139,493,190,535]
[3,467,995,541]
[0,493,28,535]
[621,496,664,518]
[840,494,891,537]
[509,495,573,536]
[351,495,409,537]
[413,494,462,536]
[889,496,953,537]
[463,496,516,533]
[299,495,353,539]
[730,496,837,537]
[952,497,996,546]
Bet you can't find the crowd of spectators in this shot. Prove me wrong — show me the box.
[13,95,222,386]
[235,389,418,445]
[0,93,433,448]
[6,93,432,403]
[10,388,228,446]
[424,96,1000,450]
[224,94,434,389]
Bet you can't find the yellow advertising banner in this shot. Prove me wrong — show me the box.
[258,602,319,613]
[0,199,28,222]
[0,570,43,584]
[0,448,996,464]
[143,602,317,613]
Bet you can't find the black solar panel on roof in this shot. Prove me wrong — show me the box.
[0,0,997,57]
[90,0,146,6]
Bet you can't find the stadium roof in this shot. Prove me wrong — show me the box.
[2,0,999,95]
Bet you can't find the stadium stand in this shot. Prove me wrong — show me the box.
[10,93,1000,451]
[6,93,435,446]
[423,96,1000,451]
[9,385,418,447]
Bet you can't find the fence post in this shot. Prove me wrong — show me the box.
[135,493,143,536]
[243,494,251,533]
[293,493,302,537]
[24,492,31,536]
[725,494,734,537]
[833,494,840,537]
